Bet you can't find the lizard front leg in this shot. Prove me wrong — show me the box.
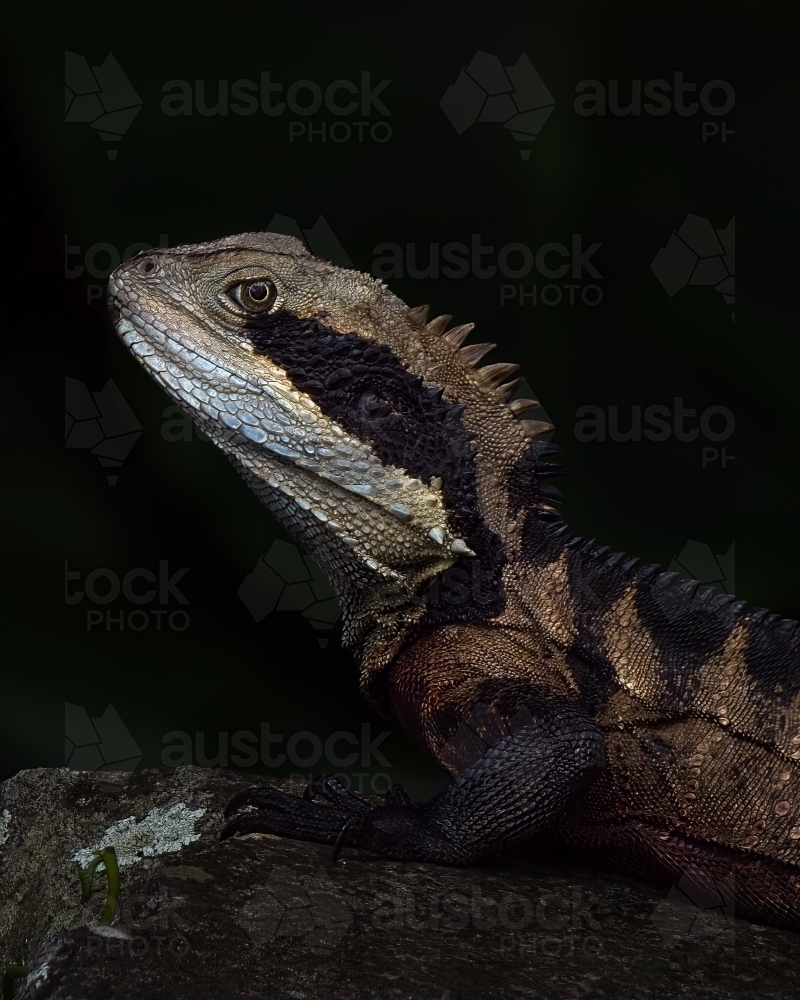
[221,705,605,864]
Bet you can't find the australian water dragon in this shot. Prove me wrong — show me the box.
[108,233,800,930]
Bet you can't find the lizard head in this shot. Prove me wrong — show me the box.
[108,232,562,675]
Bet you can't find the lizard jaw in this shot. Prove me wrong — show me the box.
[108,276,462,592]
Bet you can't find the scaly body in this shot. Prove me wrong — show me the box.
[108,233,800,929]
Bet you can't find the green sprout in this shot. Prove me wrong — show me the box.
[2,966,28,1000]
[77,846,119,925]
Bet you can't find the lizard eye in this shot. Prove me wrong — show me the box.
[230,279,277,313]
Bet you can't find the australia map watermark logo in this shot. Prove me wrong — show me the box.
[650,215,735,319]
[238,866,352,955]
[65,52,142,159]
[65,377,142,485]
[440,53,555,159]
[238,540,342,647]
[266,214,352,267]
[668,540,735,596]
[654,540,735,622]
[65,703,142,771]
[650,865,735,966]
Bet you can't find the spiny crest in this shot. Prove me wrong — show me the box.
[460,342,496,366]
[441,324,474,347]
[548,523,800,650]
[426,314,452,336]
[407,303,555,443]
[476,363,520,389]
[406,304,430,325]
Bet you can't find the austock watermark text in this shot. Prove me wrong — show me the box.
[162,722,392,793]
[373,233,603,306]
[65,560,190,631]
[373,884,602,957]
[574,72,734,143]
[574,397,735,467]
[161,71,391,143]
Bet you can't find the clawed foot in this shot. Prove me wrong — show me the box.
[221,776,414,860]
[221,708,604,867]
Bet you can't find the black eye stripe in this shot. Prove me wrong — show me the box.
[248,311,506,623]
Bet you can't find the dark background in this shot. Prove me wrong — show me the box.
[1,5,795,797]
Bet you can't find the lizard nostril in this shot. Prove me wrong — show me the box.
[138,258,158,275]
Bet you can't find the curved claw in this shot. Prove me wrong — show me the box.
[224,786,263,818]
[332,814,363,862]
[220,813,249,841]
[219,813,262,840]
[384,782,413,808]
[220,783,354,846]
[224,784,299,819]
[303,776,326,801]
[220,805,328,843]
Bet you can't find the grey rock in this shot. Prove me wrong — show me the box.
[0,766,797,999]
